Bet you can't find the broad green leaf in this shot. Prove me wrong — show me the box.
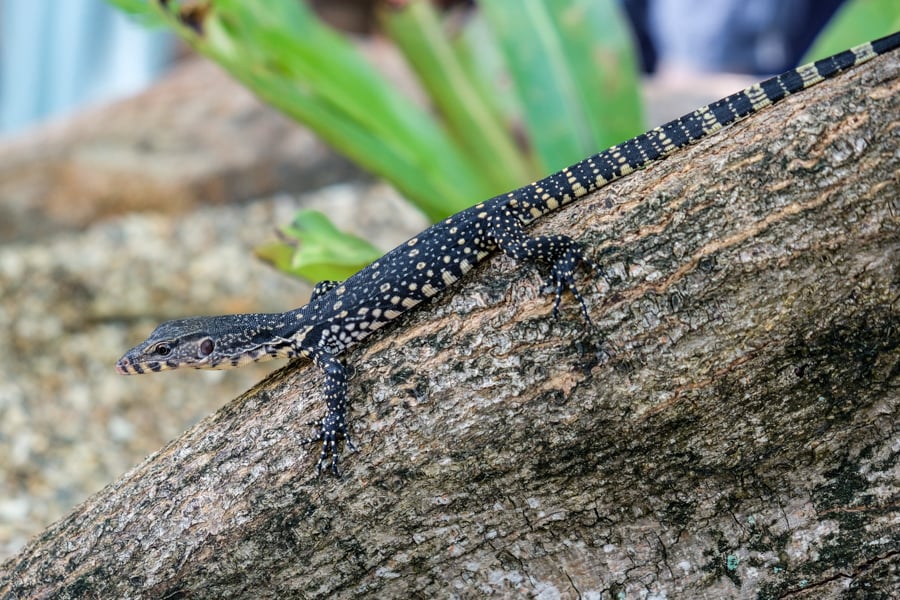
[480,0,643,173]
[154,0,493,219]
[803,0,900,61]
[382,0,532,193]
[255,210,382,283]
[452,11,526,146]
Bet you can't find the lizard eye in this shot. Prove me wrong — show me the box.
[199,338,215,357]
[153,342,172,356]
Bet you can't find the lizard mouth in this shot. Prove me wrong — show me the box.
[115,358,142,375]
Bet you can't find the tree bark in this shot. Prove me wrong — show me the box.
[2,52,898,600]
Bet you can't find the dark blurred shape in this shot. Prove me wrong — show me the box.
[622,0,846,74]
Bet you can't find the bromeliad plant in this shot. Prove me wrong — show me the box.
[108,0,643,282]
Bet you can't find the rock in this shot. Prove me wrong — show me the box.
[0,57,362,243]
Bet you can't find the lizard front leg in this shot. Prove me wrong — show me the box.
[302,351,357,476]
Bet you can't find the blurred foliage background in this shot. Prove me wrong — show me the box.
[108,0,899,283]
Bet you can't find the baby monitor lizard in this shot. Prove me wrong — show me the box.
[117,32,900,476]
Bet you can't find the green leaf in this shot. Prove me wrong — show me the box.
[480,0,643,173]
[175,0,493,220]
[452,12,525,143]
[255,210,382,284]
[382,1,533,192]
[804,0,900,61]
[104,0,168,28]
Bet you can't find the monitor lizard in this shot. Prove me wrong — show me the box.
[117,31,900,476]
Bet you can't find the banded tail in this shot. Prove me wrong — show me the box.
[517,31,900,221]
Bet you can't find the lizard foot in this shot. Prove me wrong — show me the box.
[544,244,604,324]
[303,413,358,477]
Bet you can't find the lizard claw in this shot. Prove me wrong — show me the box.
[545,245,603,324]
[303,414,356,477]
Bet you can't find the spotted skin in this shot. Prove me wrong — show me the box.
[310,280,340,301]
[117,33,900,476]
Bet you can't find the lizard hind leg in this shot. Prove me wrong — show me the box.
[542,239,603,323]
[489,210,600,324]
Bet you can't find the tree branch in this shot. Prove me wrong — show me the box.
[2,52,897,599]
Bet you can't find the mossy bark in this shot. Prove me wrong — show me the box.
[2,51,897,599]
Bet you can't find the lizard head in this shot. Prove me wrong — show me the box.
[116,315,295,374]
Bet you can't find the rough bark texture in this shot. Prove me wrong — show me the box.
[2,52,898,600]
